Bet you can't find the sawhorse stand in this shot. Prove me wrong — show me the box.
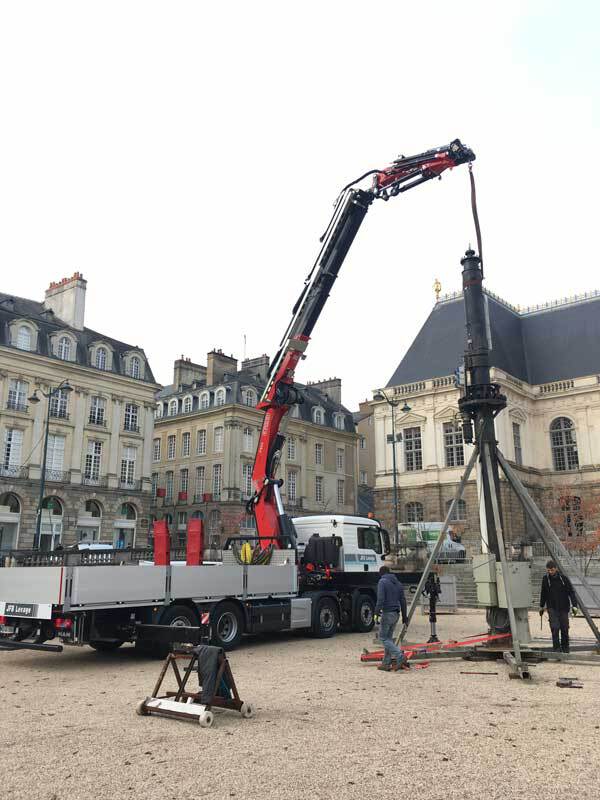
[137,646,254,728]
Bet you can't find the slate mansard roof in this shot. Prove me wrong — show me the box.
[0,292,156,383]
[157,369,356,433]
[387,290,600,388]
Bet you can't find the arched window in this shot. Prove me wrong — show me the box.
[17,325,32,351]
[242,388,256,407]
[57,336,71,360]
[0,492,21,513]
[41,497,63,515]
[200,392,210,410]
[120,503,137,520]
[445,498,467,521]
[560,495,583,537]
[130,356,141,379]
[95,347,107,370]
[183,395,193,413]
[405,501,424,523]
[550,417,579,471]
[334,413,345,430]
[312,406,324,425]
[168,399,178,416]
[215,388,226,407]
[85,500,102,517]
[155,403,163,419]
[243,426,254,451]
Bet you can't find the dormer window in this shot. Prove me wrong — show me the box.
[130,356,141,379]
[57,336,72,361]
[17,325,32,351]
[199,392,210,410]
[168,399,178,416]
[215,388,226,407]
[155,404,163,419]
[95,347,107,370]
[312,406,325,425]
[333,413,345,431]
[242,388,257,407]
[183,395,193,413]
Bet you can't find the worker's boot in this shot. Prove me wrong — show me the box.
[378,663,392,672]
[561,633,570,654]
[551,631,560,651]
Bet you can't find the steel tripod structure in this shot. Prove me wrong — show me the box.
[395,249,600,677]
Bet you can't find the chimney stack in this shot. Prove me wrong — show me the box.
[307,377,342,404]
[206,349,238,385]
[241,354,270,382]
[173,356,207,391]
[43,272,87,330]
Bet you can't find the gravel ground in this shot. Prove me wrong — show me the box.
[1,611,599,800]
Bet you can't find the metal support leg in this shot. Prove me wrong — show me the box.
[396,446,479,644]
[497,450,600,647]
[482,443,525,675]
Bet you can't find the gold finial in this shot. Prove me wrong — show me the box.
[433,278,441,302]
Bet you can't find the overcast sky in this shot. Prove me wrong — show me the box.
[1,1,598,410]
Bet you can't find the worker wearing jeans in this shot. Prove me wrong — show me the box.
[540,560,579,653]
[375,566,409,671]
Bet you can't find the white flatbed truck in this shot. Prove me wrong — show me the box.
[0,515,420,654]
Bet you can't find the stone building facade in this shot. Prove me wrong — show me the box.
[373,290,600,554]
[353,400,375,516]
[151,352,358,550]
[0,274,159,550]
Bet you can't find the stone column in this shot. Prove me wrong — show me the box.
[69,388,87,484]
[108,397,121,489]
[29,378,47,477]
[140,405,154,491]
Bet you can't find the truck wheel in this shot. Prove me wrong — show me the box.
[313,598,339,638]
[353,594,375,633]
[160,605,200,629]
[151,605,201,657]
[210,602,243,650]
[89,640,124,652]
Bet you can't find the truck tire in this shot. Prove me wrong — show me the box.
[149,604,201,657]
[353,594,375,633]
[159,605,200,630]
[210,602,243,650]
[313,597,339,638]
[89,640,125,652]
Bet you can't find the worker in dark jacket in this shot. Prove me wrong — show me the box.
[374,566,409,672]
[540,560,579,653]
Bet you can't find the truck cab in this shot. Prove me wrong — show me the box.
[292,515,390,573]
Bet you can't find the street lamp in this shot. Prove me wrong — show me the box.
[28,380,73,550]
[374,389,411,551]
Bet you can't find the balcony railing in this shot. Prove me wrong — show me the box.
[82,475,108,487]
[46,469,70,483]
[88,416,106,427]
[119,479,141,492]
[123,423,140,433]
[6,399,28,413]
[0,465,29,479]
[49,408,69,420]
